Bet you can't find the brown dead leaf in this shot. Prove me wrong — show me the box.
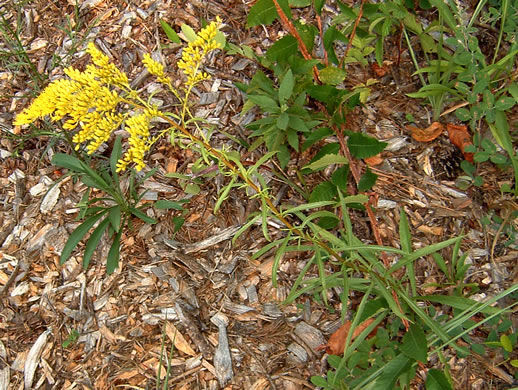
[408,122,444,142]
[364,154,383,166]
[165,322,196,356]
[417,225,443,235]
[316,318,376,355]
[371,63,388,77]
[446,123,474,162]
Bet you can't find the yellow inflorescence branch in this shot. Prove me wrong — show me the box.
[14,19,223,172]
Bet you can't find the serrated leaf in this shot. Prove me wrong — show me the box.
[375,354,413,389]
[309,181,337,202]
[82,217,110,269]
[302,127,333,150]
[319,66,347,85]
[303,153,348,171]
[247,0,291,27]
[160,19,181,43]
[180,24,197,42]
[401,324,428,362]
[347,132,387,159]
[60,211,107,264]
[266,35,297,62]
[358,168,378,192]
[106,231,121,274]
[425,369,453,390]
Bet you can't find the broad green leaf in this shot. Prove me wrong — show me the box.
[302,127,333,151]
[278,69,294,104]
[277,112,289,130]
[52,153,87,173]
[154,200,184,210]
[314,0,325,14]
[358,168,378,192]
[106,231,121,274]
[508,83,518,103]
[248,94,279,111]
[60,210,107,264]
[180,24,197,42]
[108,205,121,232]
[303,153,348,171]
[82,217,110,269]
[500,334,513,352]
[289,0,311,6]
[309,181,337,202]
[401,324,428,362]
[495,96,515,111]
[130,207,157,224]
[184,183,201,195]
[425,369,453,390]
[347,133,387,159]
[265,35,297,62]
[319,66,347,85]
[331,165,349,192]
[375,354,413,389]
[160,20,181,43]
[247,0,291,27]
[311,376,328,387]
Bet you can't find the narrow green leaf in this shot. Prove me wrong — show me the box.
[82,217,110,269]
[401,323,428,362]
[130,207,157,224]
[154,200,185,210]
[108,205,121,232]
[347,133,387,159]
[425,369,453,390]
[303,153,348,171]
[60,211,107,264]
[160,19,181,43]
[278,69,294,104]
[106,231,121,274]
[416,295,500,315]
[51,153,87,173]
[110,136,122,176]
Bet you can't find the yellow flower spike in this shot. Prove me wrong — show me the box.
[177,17,223,88]
[143,54,170,84]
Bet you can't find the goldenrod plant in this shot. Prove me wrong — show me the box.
[14,18,224,273]
[15,17,223,172]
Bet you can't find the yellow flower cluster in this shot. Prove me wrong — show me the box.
[14,18,224,172]
[177,17,222,86]
[115,107,162,172]
[15,46,125,155]
[142,54,170,85]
